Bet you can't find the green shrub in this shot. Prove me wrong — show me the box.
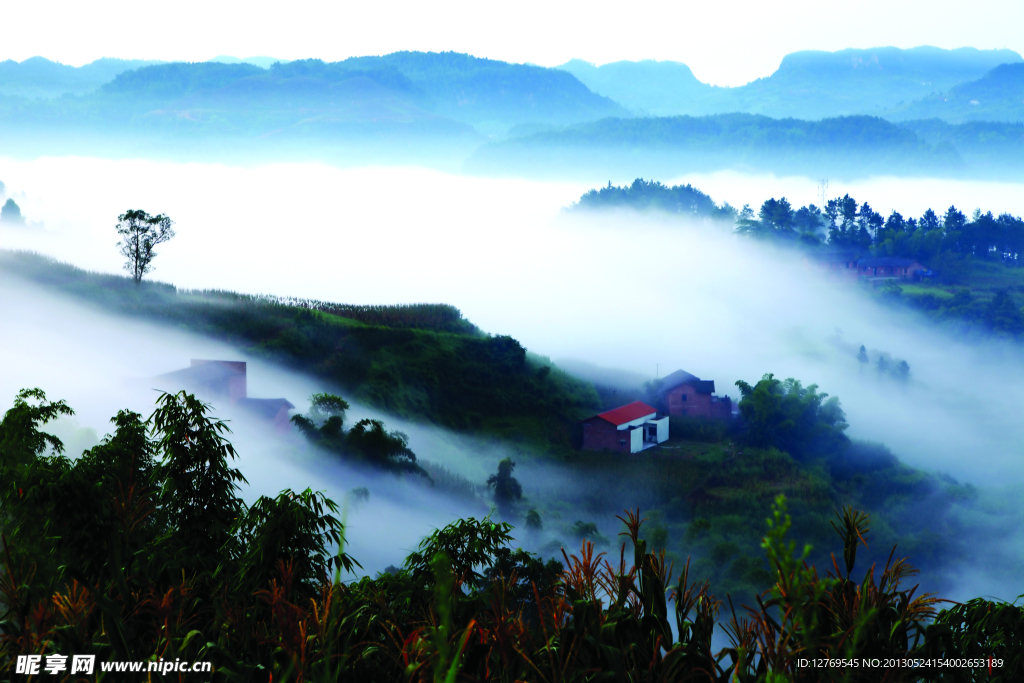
[668,414,728,442]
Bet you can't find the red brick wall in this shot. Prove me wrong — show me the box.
[860,263,926,279]
[712,400,731,419]
[581,418,630,453]
[665,384,730,420]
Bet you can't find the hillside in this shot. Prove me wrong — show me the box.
[343,52,624,131]
[738,46,1022,119]
[97,60,478,142]
[2,249,1016,679]
[0,250,600,448]
[569,177,1024,339]
[0,60,477,146]
[0,251,996,608]
[892,62,1024,123]
[468,113,963,179]
[900,118,1024,171]
[106,54,624,130]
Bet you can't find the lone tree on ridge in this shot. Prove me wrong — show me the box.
[116,209,175,283]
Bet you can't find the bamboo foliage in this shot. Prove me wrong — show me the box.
[1,390,1019,682]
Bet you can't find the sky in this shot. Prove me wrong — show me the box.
[3,0,1023,86]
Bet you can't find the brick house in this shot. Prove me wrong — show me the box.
[238,397,297,430]
[581,401,669,453]
[655,369,732,420]
[803,249,861,282]
[157,359,248,400]
[155,360,295,430]
[857,257,927,281]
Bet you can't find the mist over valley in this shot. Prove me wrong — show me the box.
[4,158,1024,589]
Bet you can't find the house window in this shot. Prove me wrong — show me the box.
[681,394,687,401]
[619,439,626,446]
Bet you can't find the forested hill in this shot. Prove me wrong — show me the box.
[469,114,967,179]
[571,178,1024,338]
[899,118,1024,170]
[339,52,624,127]
[0,250,600,447]
[0,53,624,142]
[736,47,1022,120]
[892,63,1024,123]
[571,178,736,221]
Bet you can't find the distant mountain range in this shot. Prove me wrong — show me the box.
[1,48,1023,174]
[0,56,290,99]
[557,47,1023,121]
[0,57,164,99]
[2,46,1020,126]
[0,53,623,146]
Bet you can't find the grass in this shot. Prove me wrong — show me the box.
[899,283,955,298]
[871,260,1024,338]
[894,263,1024,304]
[965,259,1024,295]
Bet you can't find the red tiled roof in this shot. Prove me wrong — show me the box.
[595,401,657,426]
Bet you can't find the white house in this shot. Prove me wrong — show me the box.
[581,400,670,453]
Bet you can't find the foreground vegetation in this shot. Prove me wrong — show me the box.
[1,388,1020,681]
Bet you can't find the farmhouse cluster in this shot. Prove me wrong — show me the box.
[581,369,732,454]
[155,360,735,455]
[805,250,931,283]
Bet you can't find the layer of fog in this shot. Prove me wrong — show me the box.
[2,157,1023,487]
[4,156,1024,604]
[0,274,518,576]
